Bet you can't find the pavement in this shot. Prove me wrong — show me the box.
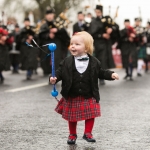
[0,68,150,150]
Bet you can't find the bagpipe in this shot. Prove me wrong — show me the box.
[20,26,36,38]
[54,8,71,29]
[0,27,14,45]
[101,16,120,43]
[127,26,136,42]
[101,6,120,42]
[101,6,119,29]
[127,26,136,37]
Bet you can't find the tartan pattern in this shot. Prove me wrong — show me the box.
[55,98,64,114]
[55,96,101,122]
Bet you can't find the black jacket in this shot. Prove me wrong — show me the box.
[0,44,10,71]
[73,22,89,33]
[20,43,38,70]
[54,55,114,103]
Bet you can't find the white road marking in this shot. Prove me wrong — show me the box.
[5,83,48,93]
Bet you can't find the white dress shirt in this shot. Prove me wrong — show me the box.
[74,54,89,74]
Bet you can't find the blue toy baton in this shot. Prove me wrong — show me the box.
[48,43,59,100]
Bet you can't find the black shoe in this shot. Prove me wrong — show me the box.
[124,75,130,80]
[83,133,96,142]
[137,73,142,77]
[67,134,77,145]
[129,77,133,81]
[26,76,31,80]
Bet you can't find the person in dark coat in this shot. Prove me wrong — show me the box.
[119,19,137,80]
[136,35,147,76]
[0,28,10,83]
[49,31,119,145]
[19,18,38,80]
[89,5,115,85]
[39,7,70,76]
[73,11,90,34]
[144,21,150,72]
[134,18,146,76]
[9,24,21,74]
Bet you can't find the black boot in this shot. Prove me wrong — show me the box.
[137,73,142,77]
[124,74,130,80]
[83,133,96,142]
[26,70,32,80]
[67,134,77,145]
[129,77,133,81]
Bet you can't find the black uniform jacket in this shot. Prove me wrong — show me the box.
[53,55,114,103]
[0,44,10,71]
[73,22,89,33]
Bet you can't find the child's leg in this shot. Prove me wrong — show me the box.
[68,121,77,135]
[67,121,77,145]
[84,118,95,134]
[83,118,96,142]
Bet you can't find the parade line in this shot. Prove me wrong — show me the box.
[5,83,48,93]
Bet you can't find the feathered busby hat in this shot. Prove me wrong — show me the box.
[95,5,103,12]
[134,17,142,22]
[24,17,30,22]
[124,19,130,22]
[45,6,55,14]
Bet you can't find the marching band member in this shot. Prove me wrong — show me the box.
[89,5,115,85]
[134,18,146,76]
[0,28,10,83]
[9,24,21,74]
[144,21,150,72]
[39,7,70,76]
[73,11,90,33]
[119,19,136,80]
[19,17,38,80]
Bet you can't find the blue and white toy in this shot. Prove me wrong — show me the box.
[48,43,58,97]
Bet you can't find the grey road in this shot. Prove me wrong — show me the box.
[0,68,150,150]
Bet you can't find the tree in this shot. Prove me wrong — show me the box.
[3,0,81,22]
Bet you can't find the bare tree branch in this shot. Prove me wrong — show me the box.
[2,0,81,22]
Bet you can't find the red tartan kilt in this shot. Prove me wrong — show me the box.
[55,96,101,122]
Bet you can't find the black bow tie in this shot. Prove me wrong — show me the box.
[77,57,89,61]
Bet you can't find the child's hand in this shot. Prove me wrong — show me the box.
[50,77,57,84]
[111,73,119,80]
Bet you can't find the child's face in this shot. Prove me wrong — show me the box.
[70,35,86,57]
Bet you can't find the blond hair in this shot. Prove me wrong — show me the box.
[73,31,94,55]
